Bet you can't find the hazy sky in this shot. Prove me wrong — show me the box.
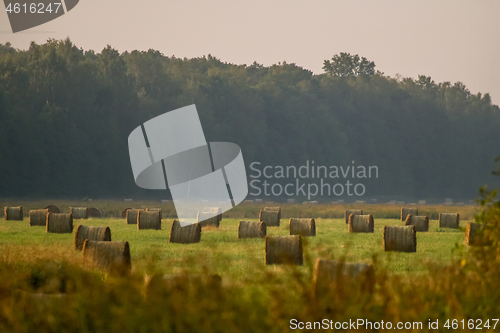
[1,0,499,105]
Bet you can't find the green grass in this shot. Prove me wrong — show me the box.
[0,215,466,279]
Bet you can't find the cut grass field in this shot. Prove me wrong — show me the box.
[0,200,475,278]
[1,200,499,333]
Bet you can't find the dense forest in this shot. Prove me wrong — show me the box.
[0,39,499,201]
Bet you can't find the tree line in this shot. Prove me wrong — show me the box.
[0,39,499,201]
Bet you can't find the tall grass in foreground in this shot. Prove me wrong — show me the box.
[0,243,498,332]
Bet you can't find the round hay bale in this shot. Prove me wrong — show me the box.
[4,206,23,221]
[263,207,281,220]
[82,240,131,274]
[404,214,429,232]
[265,235,303,265]
[126,209,143,225]
[201,207,222,223]
[46,213,73,233]
[197,207,221,227]
[401,207,418,221]
[88,207,103,218]
[464,221,492,246]
[197,212,220,227]
[312,259,374,296]
[237,221,266,238]
[146,208,162,219]
[29,209,49,226]
[44,205,61,213]
[70,207,88,220]
[345,209,363,224]
[259,210,280,227]
[169,220,201,244]
[439,213,459,229]
[383,225,416,252]
[121,208,132,218]
[348,214,374,233]
[289,218,316,236]
[138,211,161,230]
[74,225,111,250]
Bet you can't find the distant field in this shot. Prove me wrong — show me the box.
[0,200,477,278]
[0,199,480,220]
